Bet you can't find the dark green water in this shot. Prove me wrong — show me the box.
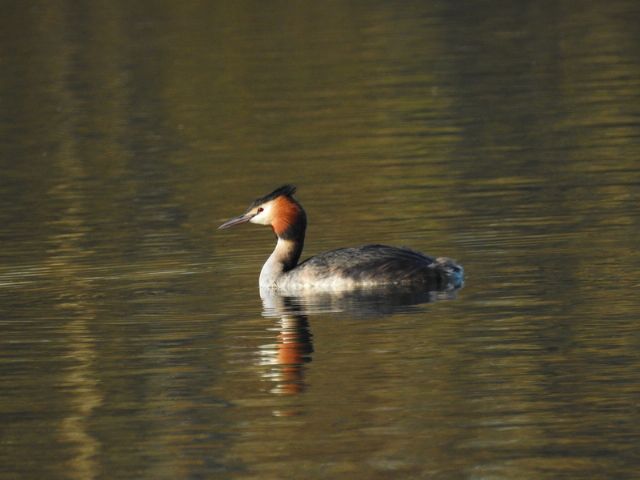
[1,1,640,479]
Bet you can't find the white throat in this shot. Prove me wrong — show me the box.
[259,237,299,288]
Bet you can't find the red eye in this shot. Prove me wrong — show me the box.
[257,207,264,213]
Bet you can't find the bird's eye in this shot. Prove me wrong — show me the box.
[257,207,264,213]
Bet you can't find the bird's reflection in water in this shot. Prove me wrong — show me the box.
[258,285,461,397]
[258,307,313,396]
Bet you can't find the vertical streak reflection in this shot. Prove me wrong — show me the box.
[46,158,103,479]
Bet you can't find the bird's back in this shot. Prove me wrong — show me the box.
[279,244,462,291]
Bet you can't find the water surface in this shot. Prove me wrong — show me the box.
[1,1,640,479]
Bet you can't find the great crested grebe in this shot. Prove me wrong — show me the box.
[218,185,463,292]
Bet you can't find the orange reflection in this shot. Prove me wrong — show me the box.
[271,315,313,395]
[260,295,313,396]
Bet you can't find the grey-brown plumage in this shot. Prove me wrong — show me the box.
[290,244,462,288]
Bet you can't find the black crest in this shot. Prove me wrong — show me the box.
[250,184,297,208]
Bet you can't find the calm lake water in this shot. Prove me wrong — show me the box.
[2,1,640,479]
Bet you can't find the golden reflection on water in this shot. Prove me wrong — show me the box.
[45,131,102,480]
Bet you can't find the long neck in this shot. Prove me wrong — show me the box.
[260,204,306,288]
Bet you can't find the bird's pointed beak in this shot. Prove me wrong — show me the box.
[218,212,254,230]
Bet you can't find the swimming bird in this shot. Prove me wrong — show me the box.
[218,185,463,292]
